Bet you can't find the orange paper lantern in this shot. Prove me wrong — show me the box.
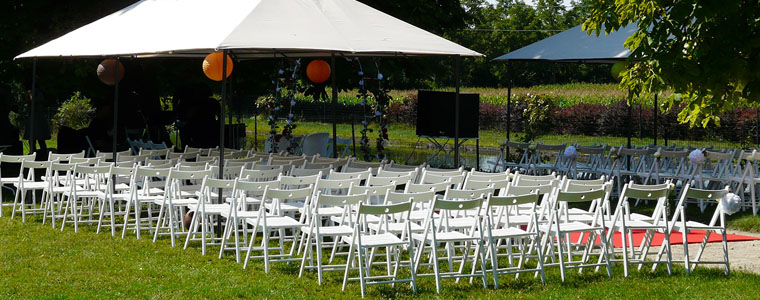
[97,59,125,86]
[203,52,234,81]
[306,60,331,84]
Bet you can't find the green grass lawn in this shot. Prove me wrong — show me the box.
[242,119,741,151]
[2,211,760,299]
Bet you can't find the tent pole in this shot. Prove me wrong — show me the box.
[653,94,658,145]
[506,60,511,163]
[626,96,632,149]
[254,108,258,152]
[755,108,760,147]
[331,53,338,159]
[351,118,356,157]
[217,50,229,237]
[29,58,37,156]
[454,56,461,167]
[112,58,120,163]
[638,104,643,142]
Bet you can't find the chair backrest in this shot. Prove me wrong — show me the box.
[74,164,112,188]
[169,169,213,181]
[422,167,464,178]
[198,177,237,203]
[384,190,436,204]
[140,148,170,158]
[328,169,371,181]
[314,177,361,195]
[466,171,510,182]
[404,181,450,193]
[672,184,729,228]
[48,151,85,162]
[209,165,244,179]
[444,186,493,201]
[240,168,282,182]
[249,163,285,173]
[463,179,508,192]
[376,168,417,179]
[176,164,208,171]
[289,166,330,177]
[349,182,395,204]
[261,186,313,210]
[421,173,465,190]
[303,161,333,169]
[0,153,36,163]
[503,183,555,197]
[367,174,411,187]
[234,179,280,206]
[313,192,367,216]
[279,173,321,189]
[487,192,539,208]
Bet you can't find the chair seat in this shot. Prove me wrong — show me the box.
[442,217,477,230]
[615,219,666,229]
[188,203,231,214]
[347,232,405,247]
[13,181,48,189]
[483,227,532,238]
[500,215,532,226]
[672,221,723,232]
[368,222,424,233]
[413,231,476,243]
[247,216,302,228]
[69,190,107,198]
[301,225,353,236]
[154,198,197,206]
[541,221,601,233]
[0,177,18,184]
[629,213,654,222]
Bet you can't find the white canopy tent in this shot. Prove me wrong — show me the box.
[16,0,482,59]
[17,0,483,166]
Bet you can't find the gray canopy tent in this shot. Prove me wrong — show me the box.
[16,0,482,233]
[493,23,658,148]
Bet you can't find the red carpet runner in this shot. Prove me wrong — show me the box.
[568,230,760,248]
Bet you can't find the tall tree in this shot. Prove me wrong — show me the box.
[584,0,760,126]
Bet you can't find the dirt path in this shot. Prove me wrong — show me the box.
[668,230,760,274]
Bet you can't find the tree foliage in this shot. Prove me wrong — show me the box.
[583,0,760,127]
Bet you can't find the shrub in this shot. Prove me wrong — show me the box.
[53,92,93,131]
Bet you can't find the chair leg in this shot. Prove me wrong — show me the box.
[357,247,367,298]
[243,225,259,269]
[431,243,441,293]
[341,238,356,292]
[556,234,567,282]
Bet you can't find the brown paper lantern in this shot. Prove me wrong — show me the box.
[96,59,125,86]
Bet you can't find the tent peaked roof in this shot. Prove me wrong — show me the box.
[493,23,637,63]
[16,0,483,59]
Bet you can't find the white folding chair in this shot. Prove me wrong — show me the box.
[413,198,487,293]
[184,177,237,255]
[478,191,546,287]
[299,191,368,284]
[342,201,417,298]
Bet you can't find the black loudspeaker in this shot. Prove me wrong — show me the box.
[416,90,479,139]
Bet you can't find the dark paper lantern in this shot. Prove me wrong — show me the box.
[306,59,331,84]
[97,59,125,86]
[203,52,234,81]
